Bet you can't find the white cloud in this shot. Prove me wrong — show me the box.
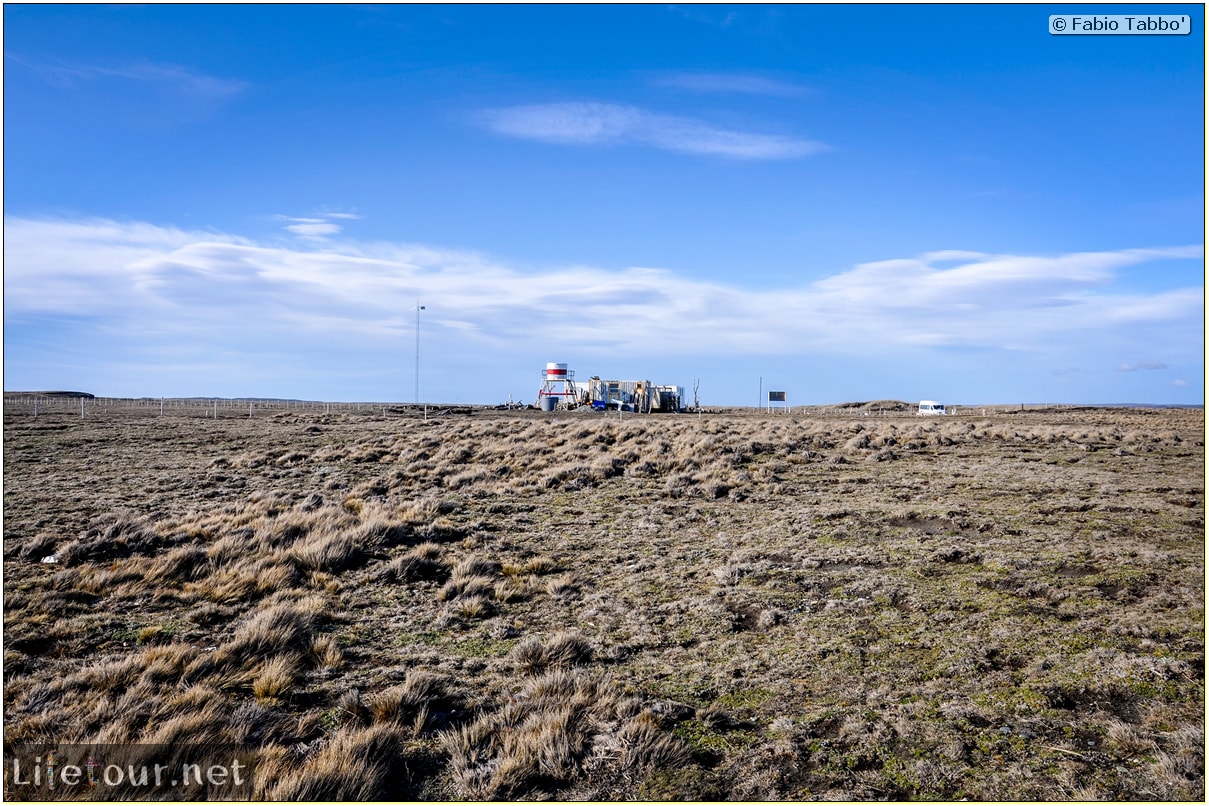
[1172,379,1189,387]
[2,217,249,315]
[285,222,343,237]
[481,102,826,160]
[1117,362,1169,372]
[920,250,992,263]
[655,71,809,97]
[811,247,1203,324]
[97,61,247,100]
[276,212,363,239]
[4,217,1202,369]
[671,6,740,28]
[9,54,246,100]
[485,103,642,144]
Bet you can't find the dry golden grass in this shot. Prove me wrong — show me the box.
[258,723,412,800]
[3,402,1203,799]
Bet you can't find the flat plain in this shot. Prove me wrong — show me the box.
[3,401,1204,800]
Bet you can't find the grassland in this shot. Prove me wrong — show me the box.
[3,402,1204,800]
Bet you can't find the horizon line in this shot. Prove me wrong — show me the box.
[3,393,1202,411]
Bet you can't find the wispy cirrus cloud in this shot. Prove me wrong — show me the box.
[1117,361,1170,372]
[655,71,810,97]
[670,5,740,28]
[7,54,247,100]
[481,102,826,160]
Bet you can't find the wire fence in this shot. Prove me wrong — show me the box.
[3,395,1086,421]
[1,396,435,420]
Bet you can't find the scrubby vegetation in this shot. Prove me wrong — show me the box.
[3,402,1204,799]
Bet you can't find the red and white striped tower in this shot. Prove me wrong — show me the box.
[537,363,579,410]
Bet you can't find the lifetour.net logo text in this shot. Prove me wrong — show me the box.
[4,743,256,801]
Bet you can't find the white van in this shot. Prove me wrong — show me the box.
[917,400,946,416]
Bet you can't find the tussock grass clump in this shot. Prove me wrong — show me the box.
[57,511,164,566]
[137,697,235,746]
[445,467,493,490]
[525,555,559,574]
[69,655,144,693]
[594,716,694,774]
[145,544,210,583]
[589,456,627,481]
[73,564,145,596]
[368,671,457,732]
[252,654,301,703]
[254,509,327,549]
[380,542,448,582]
[503,555,559,577]
[511,632,594,675]
[421,517,468,542]
[336,688,366,723]
[453,555,502,578]
[12,530,59,561]
[441,670,692,800]
[454,594,495,620]
[354,514,415,549]
[542,464,594,491]
[205,527,255,566]
[844,433,872,451]
[544,572,580,598]
[494,579,527,604]
[400,495,455,523]
[185,554,298,604]
[185,602,235,625]
[437,574,496,603]
[5,711,74,745]
[290,529,363,573]
[662,472,695,498]
[259,723,411,800]
[310,634,344,670]
[208,597,325,669]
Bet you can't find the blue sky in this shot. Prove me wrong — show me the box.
[4,4,1204,405]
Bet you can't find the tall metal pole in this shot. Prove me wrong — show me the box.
[415,301,426,404]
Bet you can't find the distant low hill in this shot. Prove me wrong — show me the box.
[6,391,95,399]
[831,400,914,411]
